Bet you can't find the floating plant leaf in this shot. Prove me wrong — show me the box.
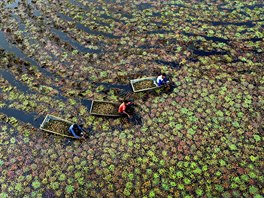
[66,185,74,193]
[32,180,41,189]
[229,144,237,150]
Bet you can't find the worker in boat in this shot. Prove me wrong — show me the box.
[118,100,134,118]
[157,73,169,87]
[69,124,85,139]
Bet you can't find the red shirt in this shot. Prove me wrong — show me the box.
[118,102,127,113]
[118,102,131,113]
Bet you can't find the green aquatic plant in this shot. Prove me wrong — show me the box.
[66,185,74,193]
[59,174,66,181]
[149,190,155,198]
[253,135,261,142]
[178,183,184,190]
[32,180,41,189]
[0,193,8,198]
[0,160,4,166]
[229,144,237,150]
[183,177,191,185]
[14,183,23,192]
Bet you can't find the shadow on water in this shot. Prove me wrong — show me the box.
[211,21,256,28]
[242,4,264,10]
[0,107,44,128]
[146,30,174,35]
[193,49,228,56]
[100,14,126,24]
[0,31,52,77]
[80,99,92,110]
[0,70,34,94]
[57,13,121,39]
[95,82,132,92]
[129,114,143,126]
[155,60,180,69]
[137,3,153,10]
[183,32,229,43]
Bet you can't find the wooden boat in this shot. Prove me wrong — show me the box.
[130,77,159,92]
[40,114,78,139]
[89,100,120,117]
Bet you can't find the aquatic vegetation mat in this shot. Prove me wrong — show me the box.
[133,80,156,91]
[0,0,263,197]
[42,120,71,135]
[90,102,119,115]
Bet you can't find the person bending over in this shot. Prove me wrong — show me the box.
[69,124,85,139]
[118,100,133,118]
[157,73,169,86]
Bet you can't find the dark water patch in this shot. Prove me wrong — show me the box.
[242,4,264,10]
[146,29,174,35]
[0,69,33,94]
[80,99,92,110]
[244,37,263,42]
[57,13,73,22]
[137,3,153,10]
[0,107,44,128]
[26,0,42,17]
[0,68,67,103]
[57,13,116,38]
[95,82,132,93]
[0,31,52,77]
[155,60,180,69]
[193,49,228,56]
[166,3,187,8]
[12,14,37,47]
[69,0,88,10]
[51,28,101,53]
[75,20,121,39]
[183,32,229,43]
[217,4,235,12]
[152,12,162,17]
[139,45,161,49]
[100,14,125,24]
[129,113,143,126]
[211,21,255,27]
[237,70,253,74]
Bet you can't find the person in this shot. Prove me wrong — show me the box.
[118,100,133,118]
[157,73,169,87]
[69,124,85,139]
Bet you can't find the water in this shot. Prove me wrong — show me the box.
[51,28,101,54]
[0,31,52,77]
[80,99,92,110]
[192,49,227,56]
[0,69,33,94]
[95,82,132,92]
[57,13,120,39]
[4,0,19,9]
[183,32,229,43]
[0,107,44,128]
[211,21,255,28]
[155,60,180,69]
[0,68,68,102]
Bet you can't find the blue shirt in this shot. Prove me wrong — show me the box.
[69,124,83,138]
[157,75,168,86]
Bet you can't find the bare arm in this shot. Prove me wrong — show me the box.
[123,110,131,118]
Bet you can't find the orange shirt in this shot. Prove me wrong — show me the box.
[118,102,126,113]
